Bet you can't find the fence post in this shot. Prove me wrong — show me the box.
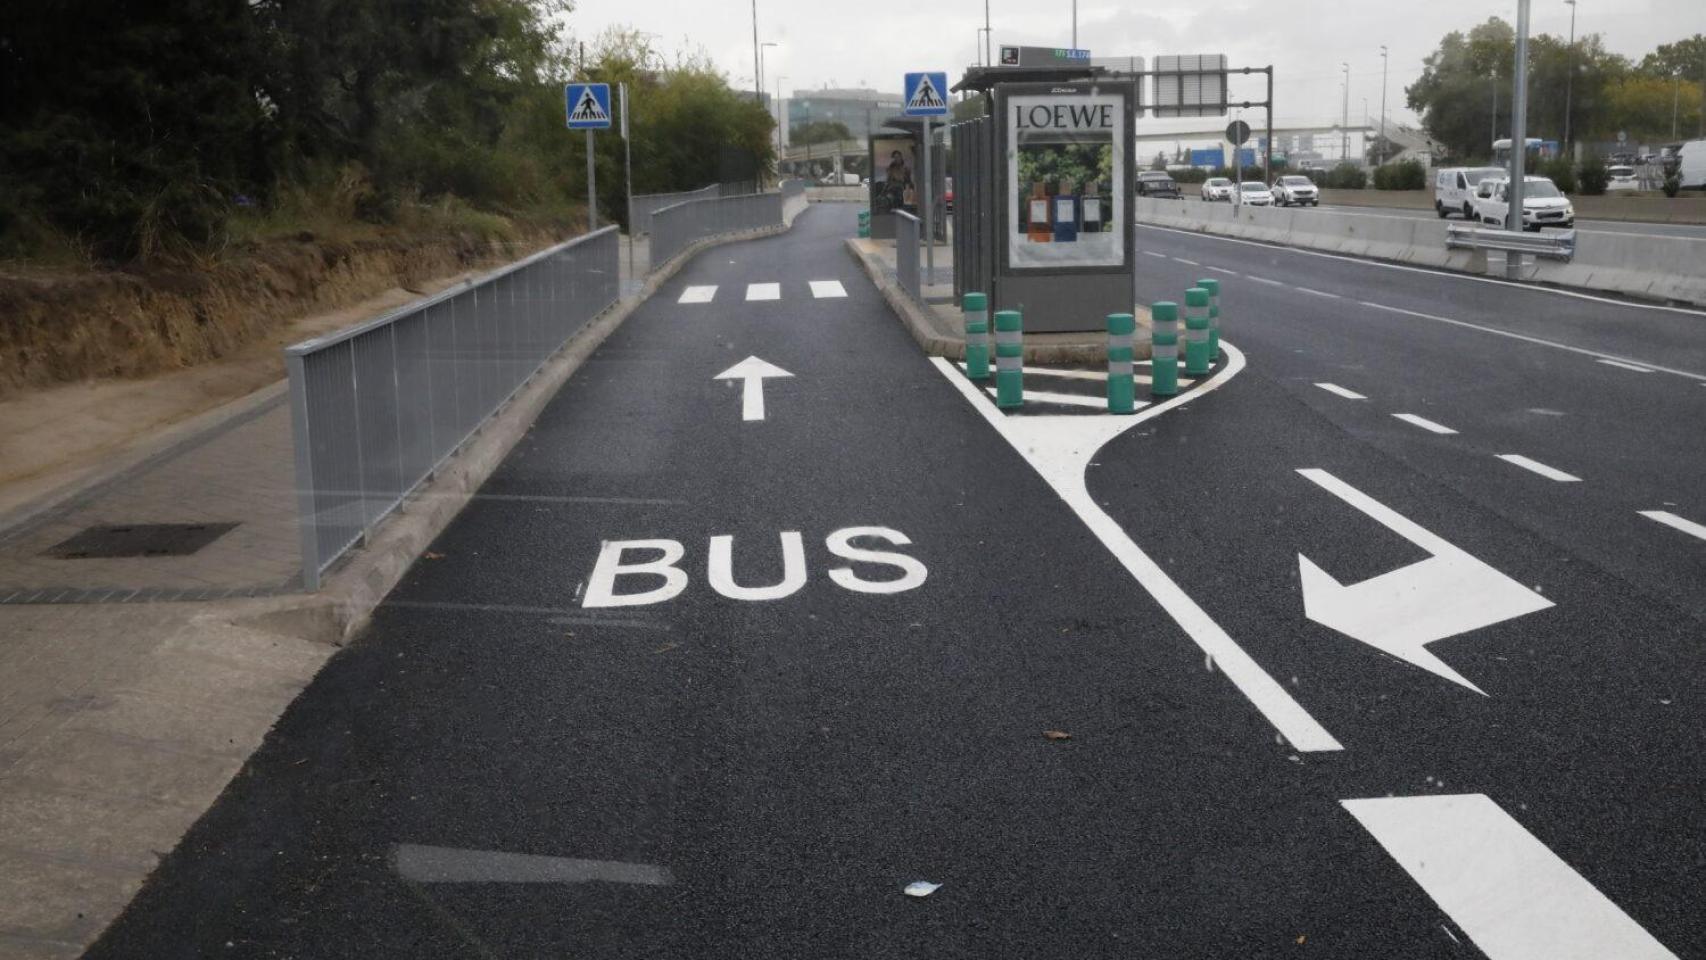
[1107,313,1136,413]
[1151,301,1179,397]
[963,292,990,379]
[1184,287,1211,377]
[1196,277,1221,362]
[995,309,1024,408]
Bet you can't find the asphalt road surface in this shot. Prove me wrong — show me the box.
[1311,201,1706,241]
[87,205,1704,959]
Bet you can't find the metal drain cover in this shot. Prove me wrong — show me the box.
[46,523,238,559]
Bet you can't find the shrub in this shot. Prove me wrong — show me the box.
[1577,158,1609,196]
[1663,175,1681,198]
[1539,157,1577,195]
[1325,162,1367,190]
[1372,159,1427,190]
[1170,168,1209,184]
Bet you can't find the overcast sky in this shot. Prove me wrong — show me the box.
[562,0,1702,134]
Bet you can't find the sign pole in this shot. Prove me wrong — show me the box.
[586,128,597,231]
[923,115,934,287]
[621,83,632,279]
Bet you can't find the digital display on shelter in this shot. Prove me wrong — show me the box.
[1006,93,1124,269]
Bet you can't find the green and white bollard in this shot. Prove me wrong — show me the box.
[1184,287,1211,377]
[858,209,871,238]
[995,309,1023,408]
[1107,313,1136,413]
[1151,301,1179,397]
[963,292,990,380]
[1196,277,1221,363]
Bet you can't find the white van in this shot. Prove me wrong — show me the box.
[1679,140,1706,189]
[1435,167,1505,219]
[1472,176,1575,230]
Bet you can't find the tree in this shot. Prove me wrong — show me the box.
[1407,18,1515,162]
[793,121,853,146]
[1639,35,1706,137]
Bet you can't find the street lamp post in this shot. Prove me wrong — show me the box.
[1563,0,1577,157]
[774,74,788,165]
[1379,45,1389,166]
[750,0,761,105]
[1341,63,1350,163]
[1491,68,1499,151]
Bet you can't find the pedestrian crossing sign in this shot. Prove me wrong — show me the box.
[903,72,949,116]
[565,83,612,129]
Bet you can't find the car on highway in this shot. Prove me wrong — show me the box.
[1680,140,1706,189]
[1435,166,1505,219]
[1235,181,1274,206]
[1270,175,1319,206]
[1472,176,1575,230]
[1201,177,1234,202]
[1606,165,1640,191]
[1136,171,1182,199]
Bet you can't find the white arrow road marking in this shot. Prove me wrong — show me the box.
[1315,383,1367,400]
[714,356,793,422]
[1497,454,1582,482]
[933,345,1343,752]
[1343,795,1679,960]
[1392,413,1458,434]
[745,282,780,301]
[809,280,847,298]
[678,285,717,304]
[1296,468,1553,694]
[1639,509,1706,543]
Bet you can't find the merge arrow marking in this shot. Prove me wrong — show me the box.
[714,356,793,422]
[1295,468,1553,695]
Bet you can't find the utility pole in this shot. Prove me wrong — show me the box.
[1562,0,1577,157]
[1341,63,1350,163]
[774,74,788,162]
[985,0,992,67]
[1508,0,1531,270]
[1491,68,1499,156]
[750,0,761,105]
[1673,69,1681,140]
[1072,0,1077,49]
[1379,45,1389,166]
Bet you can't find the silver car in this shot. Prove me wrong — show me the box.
[1201,177,1234,202]
[1271,175,1319,207]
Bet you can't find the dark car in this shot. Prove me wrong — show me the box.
[1136,171,1182,199]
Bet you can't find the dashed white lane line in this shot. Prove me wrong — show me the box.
[1143,250,1168,259]
[1247,275,1284,286]
[1206,265,1238,275]
[1393,413,1458,434]
[745,282,780,301]
[1498,454,1582,482]
[1315,382,1367,400]
[678,285,717,304]
[1295,286,1342,299]
[1596,358,1654,373]
[1173,257,1201,266]
[1639,510,1706,543]
[809,280,847,298]
[1344,794,1679,960]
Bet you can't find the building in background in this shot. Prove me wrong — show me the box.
[781,87,903,148]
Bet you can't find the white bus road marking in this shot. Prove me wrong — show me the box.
[1392,413,1458,435]
[1296,469,1552,694]
[1498,454,1582,482]
[932,345,1344,752]
[1596,358,1654,373]
[809,280,847,298]
[395,844,673,886]
[745,282,781,301]
[1343,794,1679,960]
[1295,286,1342,299]
[1639,510,1706,543]
[1315,383,1367,400]
[678,285,717,304]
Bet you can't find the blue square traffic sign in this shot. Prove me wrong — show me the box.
[565,83,612,130]
[903,72,949,117]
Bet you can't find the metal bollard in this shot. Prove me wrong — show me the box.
[963,292,990,379]
[1184,287,1211,377]
[1151,301,1179,397]
[1196,277,1221,363]
[857,209,871,238]
[1107,313,1136,413]
[995,309,1023,408]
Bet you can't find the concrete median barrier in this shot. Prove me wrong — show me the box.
[1135,197,1706,307]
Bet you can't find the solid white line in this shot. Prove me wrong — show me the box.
[745,282,780,301]
[1392,412,1458,435]
[678,285,717,304]
[1639,510,1706,542]
[1596,358,1654,373]
[980,386,1121,409]
[1247,275,1284,286]
[1295,286,1342,299]
[1173,257,1201,265]
[1343,795,1678,960]
[395,844,673,885]
[1498,454,1582,482]
[1315,382,1367,400]
[933,346,1343,752]
[809,279,847,298]
[1143,250,1168,258]
[1134,220,1706,320]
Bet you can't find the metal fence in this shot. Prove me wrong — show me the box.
[629,184,719,236]
[649,191,784,271]
[950,114,994,304]
[285,227,620,589]
[896,210,922,302]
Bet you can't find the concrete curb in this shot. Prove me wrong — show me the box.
[843,237,1151,365]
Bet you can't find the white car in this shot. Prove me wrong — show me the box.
[1605,165,1639,191]
[1201,177,1234,202]
[1270,175,1319,206]
[1435,166,1505,219]
[1472,176,1575,231]
[1235,181,1274,206]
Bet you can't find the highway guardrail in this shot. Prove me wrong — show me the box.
[1446,224,1576,261]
